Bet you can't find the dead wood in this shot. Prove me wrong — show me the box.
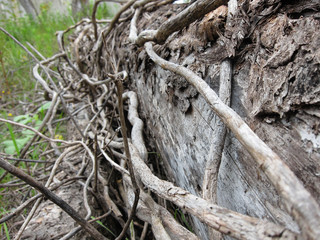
[0,157,109,240]
[2,1,320,240]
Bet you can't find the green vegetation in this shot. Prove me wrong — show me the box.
[174,208,193,232]
[1,102,52,155]
[0,1,115,237]
[0,222,11,240]
[0,0,114,154]
[0,208,12,239]
[91,216,117,237]
[1,9,71,93]
[0,1,113,95]
[0,0,103,222]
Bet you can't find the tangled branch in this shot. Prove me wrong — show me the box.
[1,0,319,239]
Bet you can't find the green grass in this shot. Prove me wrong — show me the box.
[91,216,117,237]
[174,208,193,232]
[0,12,73,93]
[0,0,114,152]
[0,1,114,94]
[0,0,115,229]
[0,222,11,240]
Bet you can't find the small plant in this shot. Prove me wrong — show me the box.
[0,222,11,240]
[174,208,193,232]
[1,101,51,155]
[90,216,116,237]
[0,207,11,239]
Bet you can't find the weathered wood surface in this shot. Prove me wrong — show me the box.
[18,1,320,239]
[104,2,320,239]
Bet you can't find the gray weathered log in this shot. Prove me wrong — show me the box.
[129,143,297,240]
[144,41,320,240]
[103,3,320,238]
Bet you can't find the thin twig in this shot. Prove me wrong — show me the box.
[103,0,137,40]
[0,27,85,139]
[92,0,103,40]
[0,176,86,224]
[115,80,140,240]
[1,156,52,164]
[0,157,109,240]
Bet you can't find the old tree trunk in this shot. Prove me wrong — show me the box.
[10,0,320,239]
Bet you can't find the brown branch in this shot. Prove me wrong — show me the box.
[135,0,228,45]
[0,157,108,240]
[103,0,137,40]
[91,0,122,40]
[92,0,102,40]
[0,176,86,224]
[115,80,140,240]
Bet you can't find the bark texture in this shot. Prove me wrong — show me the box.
[100,2,320,239]
[13,1,320,239]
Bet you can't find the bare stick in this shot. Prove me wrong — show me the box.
[115,80,140,240]
[203,1,236,238]
[1,156,51,164]
[128,143,296,239]
[0,176,85,224]
[145,41,320,239]
[123,91,147,161]
[135,0,228,45]
[103,0,137,40]
[128,8,141,42]
[0,157,108,240]
[92,0,102,40]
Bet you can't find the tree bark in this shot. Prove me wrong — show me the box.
[13,1,320,239]
[100,2,320,239]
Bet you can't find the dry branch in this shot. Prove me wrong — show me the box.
[115,80,140,240]
[129,143,296,240]
[135,0,228,45]
[117,80,295,239]
[0,176,85,224]
[0,157,108,240]
[123,91,147,162]
[118,87,199,239]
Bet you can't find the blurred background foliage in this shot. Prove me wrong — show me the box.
[0,0,116,211]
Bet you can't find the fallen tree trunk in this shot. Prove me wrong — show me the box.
[4,0,319,239]
[98,1,320,239]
